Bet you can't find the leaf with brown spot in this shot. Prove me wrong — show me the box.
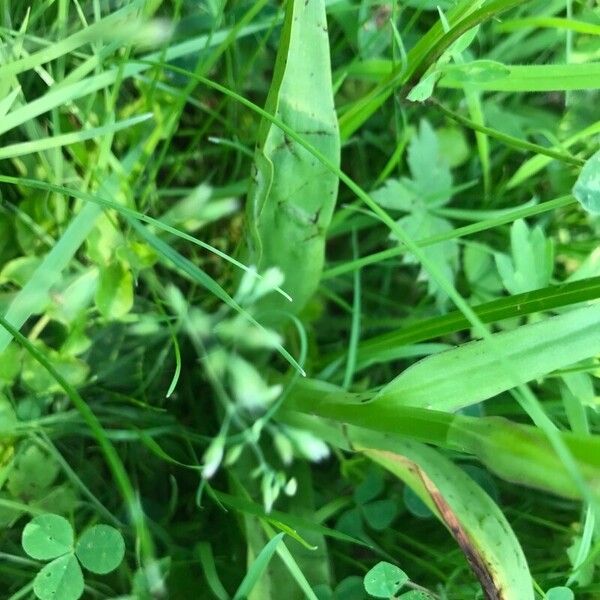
[355,436,533,600]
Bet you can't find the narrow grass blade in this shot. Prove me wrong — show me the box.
[232,533,284,600]
[439,62,600,92]
[349,277,600,369]
[0,114,152,160]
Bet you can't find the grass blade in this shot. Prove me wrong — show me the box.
[358,437,534,600]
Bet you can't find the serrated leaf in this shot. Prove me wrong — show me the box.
[371,178,416,212]
[363,561,408,598]
[76,524,125,574]
[95,262,134,319]
[407,120,452,207]
[407,71,439,102]
[573,149,600,214]
[33,553,84,600]
[495,219,553,295]
[396,210,458,308]
[22,514,74,560]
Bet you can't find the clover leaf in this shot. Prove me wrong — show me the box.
[22,514,125,600]
[76,524,125,574]
[34,554,84,600]
[22,514,74,560]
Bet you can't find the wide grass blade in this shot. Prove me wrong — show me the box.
[357,437,534,600]
[374,304,600,411]
[243,0,340,318]
[439,61,600,92]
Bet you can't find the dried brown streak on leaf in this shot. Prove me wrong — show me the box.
[376,450,504,600]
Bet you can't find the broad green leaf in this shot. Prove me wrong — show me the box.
[359,439,533,599]
[398,592,435,599]
[33,553,84,600]
[50,269,99,324]
[353,469,384,505]
[334,576,365,600]
[403,487,433,519]
[22,514,74,560]
[397,210,458,309]
[374,304,600,411]
[406,120,453,207]
[0,342,21,385]
[573,149,600,215]
[437,126,470,167]
[243,0,340,319]
[95,262,134,319]
[363,561,408,598]
[76,524,125,574]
